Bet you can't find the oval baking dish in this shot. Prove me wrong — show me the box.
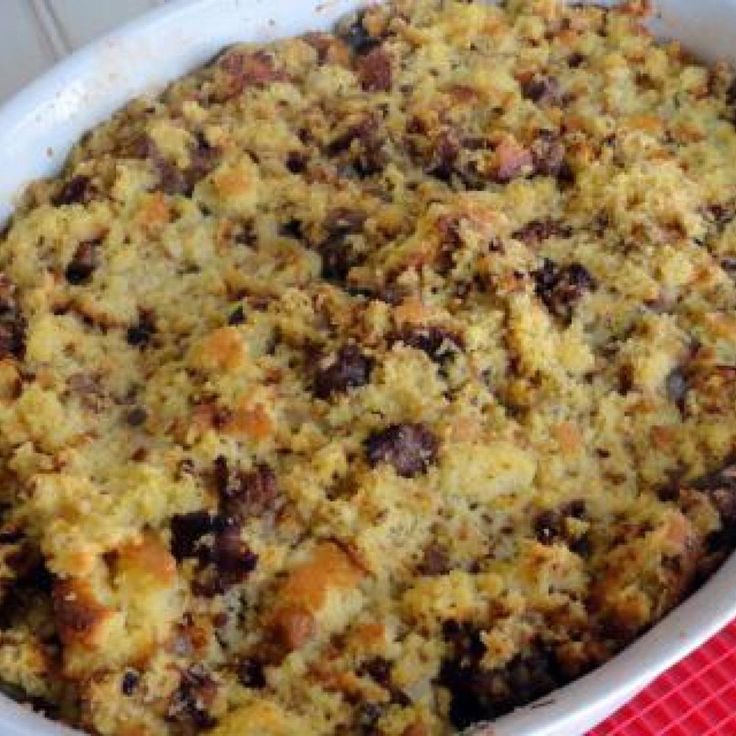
[1,1,736,735]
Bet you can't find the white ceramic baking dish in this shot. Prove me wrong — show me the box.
[0,1,735,734]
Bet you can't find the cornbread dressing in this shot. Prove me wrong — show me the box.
[1,1,736,733]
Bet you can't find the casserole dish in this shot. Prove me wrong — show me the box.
[1,1,736,734]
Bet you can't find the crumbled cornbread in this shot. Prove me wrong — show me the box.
[1,1,736,734]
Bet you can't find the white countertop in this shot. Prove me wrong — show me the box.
[0,0,166,102]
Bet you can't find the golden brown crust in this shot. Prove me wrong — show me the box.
[52,580,113,650]
[1,0,736,733]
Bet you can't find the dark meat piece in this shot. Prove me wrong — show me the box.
[0,274,25,360]
[522,75,562,106]
[338,12,381,55]
[65,239,100,285]
[321,239,360,282]
[126,311,156,347]
[417,543,451,576]
[617,363,635,396]
[210,522,258,587]
[171,504,258,597]
[155,157,187,196]
[534,258,596,323]
[427,130,460,182]
[357,47,393,92]
[327,116,386,177]
[357,657,410,708]
[690,462,736,526]
[665,461,736,574]
[390,326,463,363]
[349,140,386,177]
[534,509,562,545]
[313,344,373,399]
[188,518,258,596]
[167,666,218,729]
[216,49,289,100]
[303,32,338,65]
[530,130,567,178]
[169,511,217,561]
[566,499,587,519]
[220,49,285,85]
[125,407,148,427]
[187,133,220,186]
[347,284,407,304]
[365,423,439,478]
[237,658,266,689]
[0,529,40,582]
[328,118,374,156]
[439,646,564,729]
[121,671,140,696]
[0,327,23,368]
[355,702,385,733]
[433,214,464,273]
[359,657,392,688]
[303,31,354,69]
[689,363,736,414]
[213,455,236,497]
[319,209,367,282]
[570,534,592,559]
[285,151,307,174]
[0,529,23,545]
[233,222,258,248]
[422,131,494,189]
[375,284,407,305]
[512,219,571,246]
[214,456,281,522]
[709,203,736,228]
[727,77,736,106]
[279,218,303,239]
[533,501,590,556]
[1,548,53,594]
[136,134,219,196]
[52,175,93,207]
[721,256,736,274]
[442,618,492,657]
[228,305,246,325]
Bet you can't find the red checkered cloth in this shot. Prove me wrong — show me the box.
[589,620,736,735]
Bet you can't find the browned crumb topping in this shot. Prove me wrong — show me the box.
[1,1,736,734]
